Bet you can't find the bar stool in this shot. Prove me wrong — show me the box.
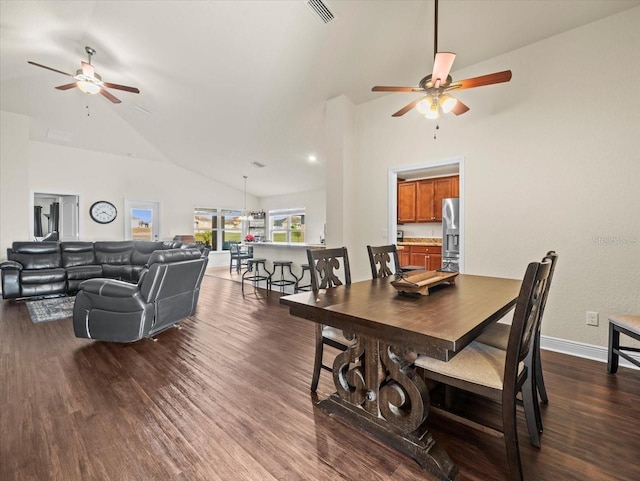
[295,263,312,293]
[241,258,271,296]
[269,260,299,294]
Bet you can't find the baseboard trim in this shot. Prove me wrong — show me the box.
[541,335,640,370]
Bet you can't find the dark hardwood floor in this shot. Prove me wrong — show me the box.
[1,276,639,481]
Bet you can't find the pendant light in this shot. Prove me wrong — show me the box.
[241,175,253,221]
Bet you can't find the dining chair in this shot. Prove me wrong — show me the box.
[414,259,552,481]
[229,242,251,273]
[607,314,640,373]
[367,244,401,279]
[306,247,353,393]
[475,251,558,444]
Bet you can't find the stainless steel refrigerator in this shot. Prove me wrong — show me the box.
[441,198,460,272]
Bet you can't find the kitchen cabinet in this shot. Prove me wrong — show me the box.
[398,175,458,223]
[404,245,442,270]
[451,176,460,198]
[399,248,410,267]
[416,180,435,222]
[397,181,417,223]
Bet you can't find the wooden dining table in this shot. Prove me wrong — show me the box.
[280,273,522,481]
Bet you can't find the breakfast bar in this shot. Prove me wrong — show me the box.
[249,242,325,276]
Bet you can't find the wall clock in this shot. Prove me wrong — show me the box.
[89,201,117,224]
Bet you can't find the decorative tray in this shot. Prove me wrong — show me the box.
[390,270,459,296]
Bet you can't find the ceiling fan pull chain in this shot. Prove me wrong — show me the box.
[86,104,90,117]
[433,123,439,140]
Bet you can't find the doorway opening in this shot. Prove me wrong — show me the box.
[33,192,79,241]
[387,157,464,272]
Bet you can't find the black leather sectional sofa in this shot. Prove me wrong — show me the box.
[0,240,208,300]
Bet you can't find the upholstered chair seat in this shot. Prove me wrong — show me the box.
[416,341,524,391]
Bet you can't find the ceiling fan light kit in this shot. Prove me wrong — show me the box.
[372,0,512,120]
[28,46,140,104]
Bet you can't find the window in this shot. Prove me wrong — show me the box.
[194,208,243,251]
[269,208,305,243]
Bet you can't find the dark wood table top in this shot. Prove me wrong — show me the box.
[281,274,521,361]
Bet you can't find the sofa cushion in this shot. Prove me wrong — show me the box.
[66,265,103,280]
[131,265,146,282]
[10,242,61,269]
[94,241,134,265]
[131,241,165,266]
[102,264,136,282]
[21,268,66,284]
[21,282,66,297]
[61,242,96,267]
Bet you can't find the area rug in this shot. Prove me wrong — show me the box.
[26,296,75,323]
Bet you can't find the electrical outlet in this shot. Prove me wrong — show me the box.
[586,311,599,327]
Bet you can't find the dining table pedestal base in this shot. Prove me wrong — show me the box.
[316,394,458,481]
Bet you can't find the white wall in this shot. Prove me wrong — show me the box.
[27,141,257,242]
[0,111,30,257]
[349,8,640,348]
[325,95,358,251]
[0,132,258,259]
[259,188,326,244]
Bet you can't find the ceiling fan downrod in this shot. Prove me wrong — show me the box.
[85,46,96,64]
[434,0,439,59]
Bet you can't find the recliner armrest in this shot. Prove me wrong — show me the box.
[0,260,22,270]
[78,278,141,297]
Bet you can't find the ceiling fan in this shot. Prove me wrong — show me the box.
[28,46,140,104]
[372,0,512,119]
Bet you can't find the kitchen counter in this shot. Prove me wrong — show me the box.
[397,237,442,247]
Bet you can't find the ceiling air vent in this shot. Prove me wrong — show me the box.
[306,0,335,24]
[251,161,266,168]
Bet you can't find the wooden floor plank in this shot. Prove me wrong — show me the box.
[1,276,639,481]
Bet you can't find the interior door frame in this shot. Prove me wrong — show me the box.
[387,157,465,273]
[124,199,161,241]
[31,190,80,241]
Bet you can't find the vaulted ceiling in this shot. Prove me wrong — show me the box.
[2,1,638,196]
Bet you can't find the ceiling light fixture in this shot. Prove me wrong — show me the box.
[308,155,317,162]
[77,77,102,95]
[415,93,457,120]
[76,47,102,95]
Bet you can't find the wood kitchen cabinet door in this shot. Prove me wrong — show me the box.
[416,180,435,222]
[428,253,442,270]
[397,182,416,223]
[399,248,411,267]
[451,175,460,197]
[410,251,428,269]
[433,178,453,222]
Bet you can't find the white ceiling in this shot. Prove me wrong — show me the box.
[2,0,639,197]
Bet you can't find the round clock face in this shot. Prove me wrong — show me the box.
[90,201,117,224]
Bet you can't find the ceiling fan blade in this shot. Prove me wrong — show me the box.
[103,82,140,94]
[81,61,94,77]
[372,86,424,92]
[432,52,456,85]
[100,88,121,104]
[392,98,422,117]
[448,70,512,91]
[451,99,470,115]
[55,83,78,91]
[27,61,73,77]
